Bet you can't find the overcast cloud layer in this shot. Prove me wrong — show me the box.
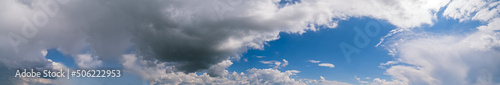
[1,0,499,85]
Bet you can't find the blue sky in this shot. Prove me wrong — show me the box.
[2,0,500,85]
[229,14,488,85]
[230,17,395,83]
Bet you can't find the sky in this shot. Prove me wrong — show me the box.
[0,0,499,85]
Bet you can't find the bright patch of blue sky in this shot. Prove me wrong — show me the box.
[45,49,77,69]
[230,17,395,83]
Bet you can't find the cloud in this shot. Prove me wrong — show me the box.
[373,1,500,83]
[18,77,53,85]
[282,59,289,67]
[309,60,335,68]
[255,56,266,58]
[15,55,70,85]
[378,60,399,69]
[370,78,407,85]
[243,58,248,62]
[354,75,369,84]
[379,61,398,66]
[122,54,351,85]
[308,60,321,63]
[0,0,459,84]
[75,54,102,69]
[318,63,335,68]
[374,26,500,84]
[0,48,67,84]
[0,0,452,75]
[207,59,233,77]
[443,0,500,22]
[305,76,352,85]
[260,59,288,69]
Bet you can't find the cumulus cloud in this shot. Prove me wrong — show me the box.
[304,76,353,85]
[207,59,233,77]
[75,54,102,69]
[372,0,500,84]
[260,59,289,69]
[374,24,500,84]
[122,54,351,85]
[383,19,500,84]
[370,78,407,85]
[318,63,335,68]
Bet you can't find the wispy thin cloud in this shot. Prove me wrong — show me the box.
[308,60,321,63]
[318,63,335,68]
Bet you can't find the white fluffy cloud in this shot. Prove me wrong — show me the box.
[207,59,233,77]
[75,54,102,69]
[378,18,500,85]
[372,0,500,84]
[122,54,351,85]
